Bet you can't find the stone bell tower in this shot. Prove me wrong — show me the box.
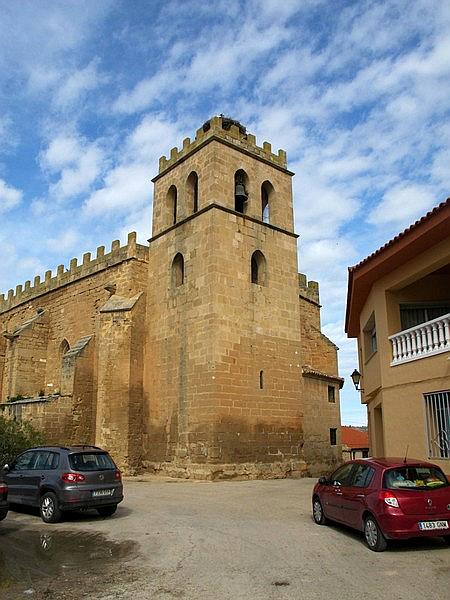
[143,116,305,478]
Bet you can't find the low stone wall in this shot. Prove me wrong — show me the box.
[142,459,308,481]
[0,395,85,445]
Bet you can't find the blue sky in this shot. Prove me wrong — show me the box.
[1,0,449,425]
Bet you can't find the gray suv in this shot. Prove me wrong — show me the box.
[2,445,123,523]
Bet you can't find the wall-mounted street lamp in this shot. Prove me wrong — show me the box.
[351,369,364,391]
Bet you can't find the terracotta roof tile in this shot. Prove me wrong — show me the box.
[341,426,369,449]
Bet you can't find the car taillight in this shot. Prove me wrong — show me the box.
[380,490,399,508]
[0,485,7,495]
[114,470,121,481]
[61,472,86,483]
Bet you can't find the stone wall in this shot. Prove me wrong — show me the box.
[0,234,149,471]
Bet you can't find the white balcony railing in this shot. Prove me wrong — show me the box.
[389,313,450,366]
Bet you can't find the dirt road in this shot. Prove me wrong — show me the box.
[2,478,449,599]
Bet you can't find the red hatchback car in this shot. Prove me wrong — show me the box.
[312,458,450,551]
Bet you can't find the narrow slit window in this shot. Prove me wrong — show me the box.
[251,250,267,286]
[328,386,335,403]
[167,185,177,225]
[259,370,264,389]
[330,428,337,446]
[172,253,184,287]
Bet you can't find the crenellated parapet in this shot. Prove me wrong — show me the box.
[158,115,288,174]
[298,273,320,305]
[0,232,149,314]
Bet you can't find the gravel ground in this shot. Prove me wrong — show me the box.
[1,477,450,599]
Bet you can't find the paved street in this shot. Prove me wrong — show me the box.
[2,478,450,599]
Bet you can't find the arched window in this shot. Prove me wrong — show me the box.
[60,339,70,358]
[172,253,184,287]
[187,171,199,214]
[261,181,274,223]
[167,185,178,225]
[251,250,267,285]
[234,169,249,214]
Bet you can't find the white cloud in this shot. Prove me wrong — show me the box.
[0,179,22,213]
[50,145,105,200]
[83,115,183,217]
[53,59,106,108]
[46,228,80,252]
[40,135,106,201]
[83,163,150,216]
[40,136,84,171]
[113,71,179,114]
[368,183,436,226]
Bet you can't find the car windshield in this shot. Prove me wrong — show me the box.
[384,466,448,490]
[69,453,115,471]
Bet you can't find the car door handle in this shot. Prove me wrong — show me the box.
[356,494,365,498]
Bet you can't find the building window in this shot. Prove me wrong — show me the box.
[259,370,264,389]
[400,303,450,330]
[172,253,184,287]
[187,171,199,214]
[330,428,337,446]
[251,250,267,286]
[363,312,377,358]
[261,181,274,223]
[234,169,248,214]
[167,185,178,225]
[328,385,335,403]
[424,390,450,459]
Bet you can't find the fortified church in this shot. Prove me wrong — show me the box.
[0,117,342,478]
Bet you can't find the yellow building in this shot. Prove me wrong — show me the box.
[346,199,450,473]
[0,116,343,478]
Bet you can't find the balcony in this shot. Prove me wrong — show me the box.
[389,313,450,366]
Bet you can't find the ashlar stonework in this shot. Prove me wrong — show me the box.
[0,117,343,478]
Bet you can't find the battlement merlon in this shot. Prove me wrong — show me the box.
[298,273,320,305]
[155,115,289,178]
[0,232,149,314]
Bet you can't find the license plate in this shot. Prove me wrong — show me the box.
[92,489,114,498]
[418,520,448,530]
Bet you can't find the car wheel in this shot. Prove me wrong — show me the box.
[0,509,7,522]
[364,515,387,552]
[97,505,117,517]
[312,497,328,525]
[40,492,62,523]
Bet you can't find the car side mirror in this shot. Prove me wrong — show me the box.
[318,476,328,485]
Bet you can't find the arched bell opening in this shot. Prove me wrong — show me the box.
[186,171,199,214]
[234,169,249,214]
[167,185,178,225]
[261,180,274,224]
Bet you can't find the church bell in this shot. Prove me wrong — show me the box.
[235,181,248,201]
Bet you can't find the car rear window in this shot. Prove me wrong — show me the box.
[69,453,115,471]
[384,466,448,490]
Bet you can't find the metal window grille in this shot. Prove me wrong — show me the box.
[424,391,450,459]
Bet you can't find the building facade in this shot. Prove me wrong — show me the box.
[345,199,450,474]
[0,116,342,478]
[341,426,369,461]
